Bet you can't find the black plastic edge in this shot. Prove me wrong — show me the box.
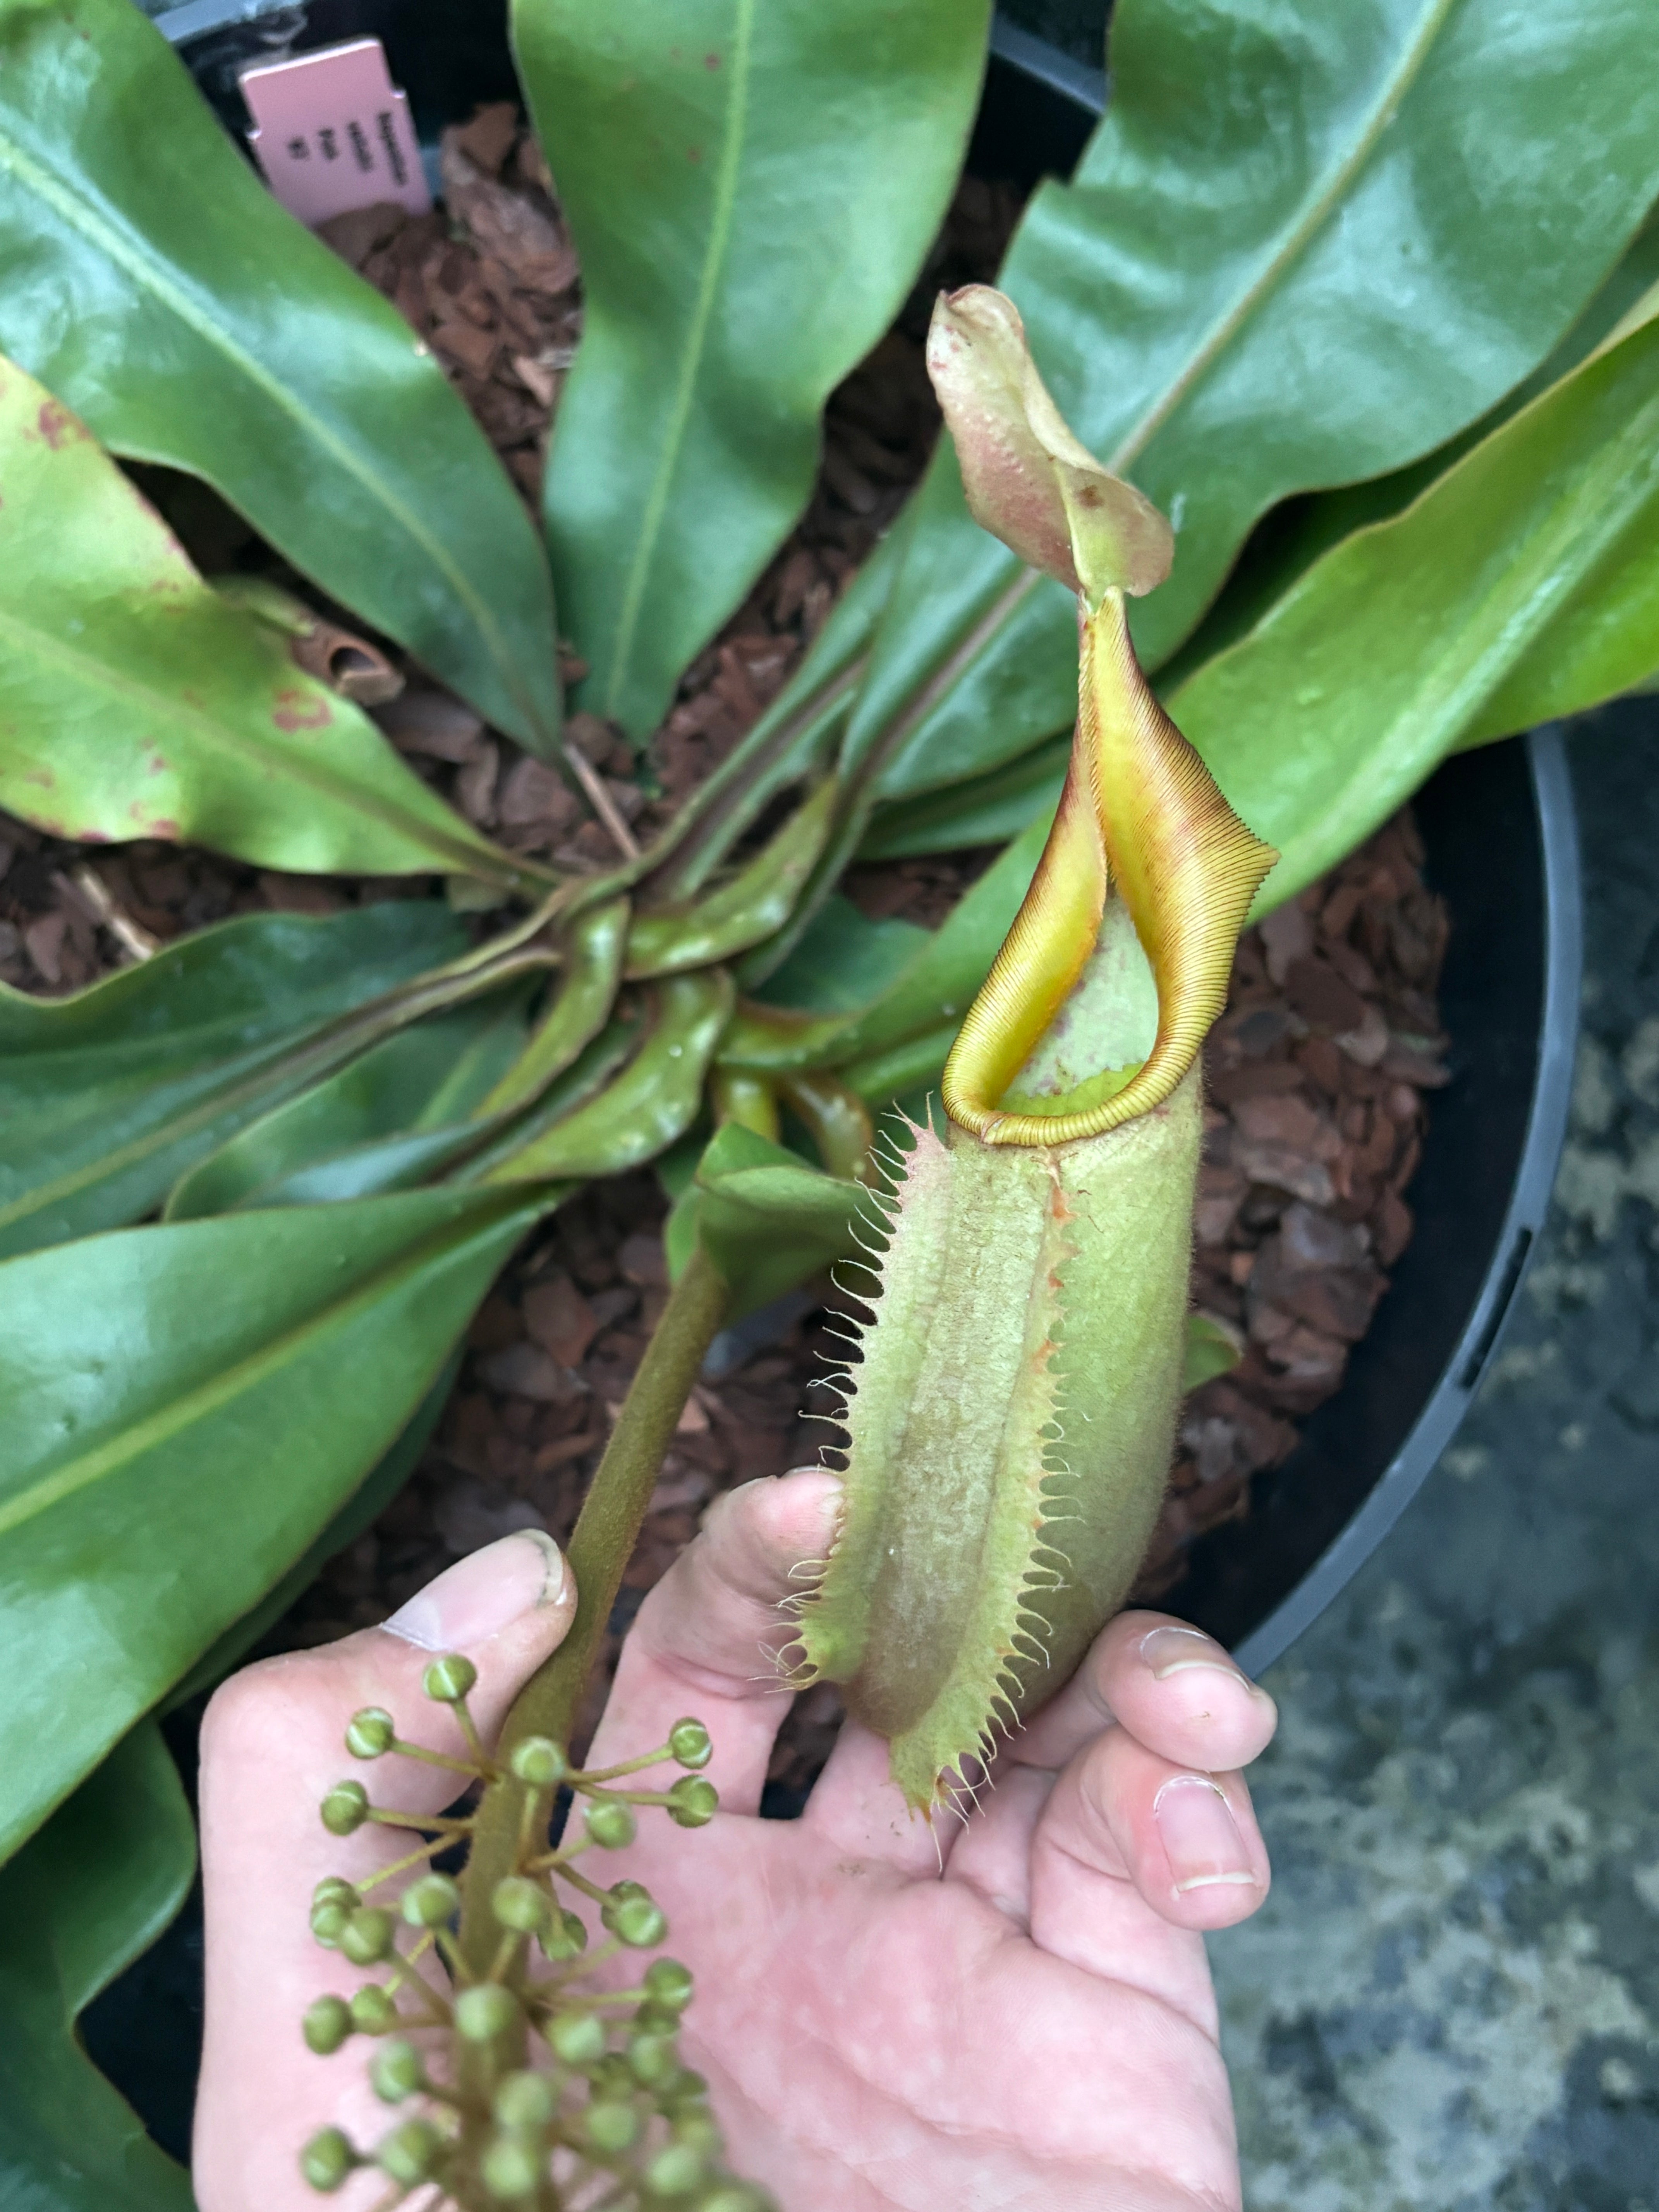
[988,14,1107,115]
[1229,726,1583,1679]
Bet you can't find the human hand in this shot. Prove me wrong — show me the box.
[194,1472,1276,2211]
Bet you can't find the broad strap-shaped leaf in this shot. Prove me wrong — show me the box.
[164,990,532,1220]
[0,1723,194,2209]
[0,901,465,1259]
[0,355,529,883]
[0,1187,553,1862]
[163,1357,460,1709]
[1170,306,1659,908]
[519,0,992,738]
[819,0,1659,814]
[0,0,561,749]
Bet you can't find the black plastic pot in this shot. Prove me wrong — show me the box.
[77,2,1582,2161]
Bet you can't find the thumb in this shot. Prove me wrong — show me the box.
[194,1529,575,2212]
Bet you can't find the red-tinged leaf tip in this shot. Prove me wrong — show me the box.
[943,591,1276,1146]
[926,286,1173,606]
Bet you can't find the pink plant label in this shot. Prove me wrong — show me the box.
[240,38,431,227]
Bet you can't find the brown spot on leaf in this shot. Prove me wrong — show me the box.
[704,50,721,67]
[272,686,333,733]
[36,400,82,450]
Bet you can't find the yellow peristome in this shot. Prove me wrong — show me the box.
[943,589,1276,1146]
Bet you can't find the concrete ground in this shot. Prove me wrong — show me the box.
[1210,706,1659,2212]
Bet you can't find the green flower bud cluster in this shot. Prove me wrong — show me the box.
[298,1699,775,2209]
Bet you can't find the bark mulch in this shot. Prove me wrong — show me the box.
[0,108,1447,1794]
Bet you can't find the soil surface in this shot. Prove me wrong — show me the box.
[0,108,1447,1796]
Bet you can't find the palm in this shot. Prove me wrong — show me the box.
[620,1768,1236,2211]
[588,1476,1276,2212]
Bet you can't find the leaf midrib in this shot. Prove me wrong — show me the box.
[0,1194,545,1542]
[599,0,757,716]
[0,115,545,739]
[862,0,1468,755]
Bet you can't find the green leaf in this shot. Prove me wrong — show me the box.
[163,1353,461,1709]
[0,0,561,749]
[483,971,734,1182]
[794,0,1659,815]
[1183,1312,1242,1394]
[520,0,992,737]
[721,813,1049,1075]
[0,1722,195,2212]
[680,1122,868,1319]
[0,353,527,883]
[164,988,533,1220]
[0,901,467,1260]
[0,1185,551,1861]
[755,895,929,1016]
[1171,307,1659,909]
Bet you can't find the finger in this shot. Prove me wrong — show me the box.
[798,1714,957,1877]
[1032,1719,1272,1998]
[1012,1609,1276,1778]
[583,1470,842,1817]
[941,1761,1057,1925]
[194,1530,575,2212]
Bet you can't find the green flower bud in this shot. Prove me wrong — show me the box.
[350,1984,400,2034]
[645,1958,694,2012]
[607,1894,669,1948]
[491,1876,551,1934]
[589,2053,634,2099]
[313,1876,359,1911]
[370,2038,424,2104]
[302,1995,353,2055]
[643,2141,708,2197]
[340,1906,396,1966]
[319,1781,370,1836]
[493,2071,556,2130]
[299,2125,355,2192]
[667,1777,719,1829]
[585,1798,637,1850]
[509,1735,568,1788]
[671,2109,723,2155]
[658,2066,708,2110]
[422,1654,478,1704]
[584,2098,641,2153]
[377,2117,441,2186]
[601,1881,668,1949]
[634,2002,683,2039]
[401,1872,461,1928]
[345,1707,397,1759]
[538,1907,588,1963]
[698,2190,775,2212]
[668,1719,713,1770]
[309,1899,350,1949]
[456,1983,520,2044]
[548,2009,606,2066]
[627,2030,677,2086]
[481,2133,543,2201]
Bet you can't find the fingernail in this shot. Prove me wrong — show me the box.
[1139,1625,1259,1691]
[1153,1774,1258,1894]
[384,1530,567,1652]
